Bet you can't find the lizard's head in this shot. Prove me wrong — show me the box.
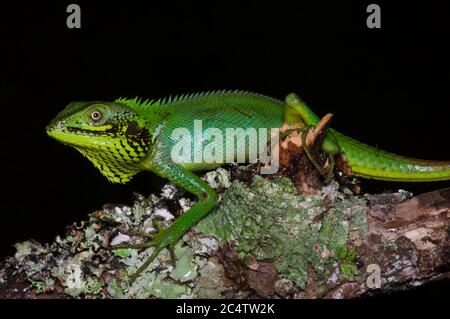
[47,101,153,183]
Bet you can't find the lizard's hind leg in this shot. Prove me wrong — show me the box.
[300,126,336,184]
[283,93,340,184]
[284,92,320,126]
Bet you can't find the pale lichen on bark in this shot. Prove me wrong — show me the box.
[0,127,449,298]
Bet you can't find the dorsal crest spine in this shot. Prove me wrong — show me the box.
[115,89,261,111]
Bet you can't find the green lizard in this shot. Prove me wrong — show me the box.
[46,90,450,280]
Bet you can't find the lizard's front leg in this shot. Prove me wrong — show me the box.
[112,159,218,282]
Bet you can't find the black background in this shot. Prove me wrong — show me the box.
[1,1,449,297]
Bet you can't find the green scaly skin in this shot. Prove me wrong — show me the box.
[46,91,450,280]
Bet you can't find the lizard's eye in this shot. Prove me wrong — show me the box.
[91,110,102,123]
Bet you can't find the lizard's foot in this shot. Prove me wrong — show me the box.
[281,124,334,183]
[280,126,306,140]
[111,218,179,283]
[301,126,335,184]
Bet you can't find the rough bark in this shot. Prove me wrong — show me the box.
[0,124,448,299]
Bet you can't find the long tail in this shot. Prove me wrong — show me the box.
[332,130,450,182]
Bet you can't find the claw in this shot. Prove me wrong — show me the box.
[168,245,177,267]
[125,229,155,239]
[301,127,325,174]
[110,221,181,284]
[128,245,165,283]
[301,126,334,184]
[111,242,154,250]
[152,218,162,232]
[324,154,335,185]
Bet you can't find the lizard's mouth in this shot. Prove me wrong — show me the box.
[46,127,80,147]
[46,124,66,141]
[46,124,108,148]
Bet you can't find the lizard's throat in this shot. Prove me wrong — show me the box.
[48,125,153,183]
[74,144,146,184]
[71,133,152,184]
